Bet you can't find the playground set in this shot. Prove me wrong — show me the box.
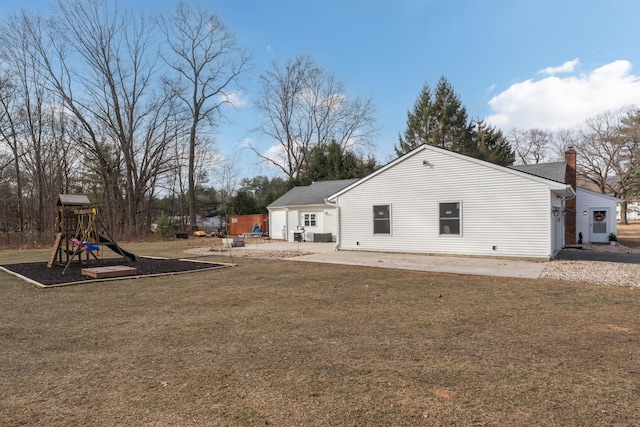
[48,194,137,277]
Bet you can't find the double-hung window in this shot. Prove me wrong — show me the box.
[439,202,461,235]
[303,213,317,227]
[373,204,391,234]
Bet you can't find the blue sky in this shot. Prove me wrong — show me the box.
[4,0,640,178]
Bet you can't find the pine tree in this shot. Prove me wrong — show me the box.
[395,76,470,156]
[472,120,515,166]
[396,76,515,166]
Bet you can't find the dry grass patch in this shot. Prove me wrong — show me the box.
[618,222,640,250]
[1,245,640,426]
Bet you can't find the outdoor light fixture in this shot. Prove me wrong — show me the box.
[422,160,430,166]
[553,209,559,216]
[583,210,588,215]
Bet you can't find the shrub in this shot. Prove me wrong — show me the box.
[154,213,174,238]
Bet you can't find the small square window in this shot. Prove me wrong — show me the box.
[304,213,317,227]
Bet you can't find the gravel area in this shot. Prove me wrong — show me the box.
[539,259,640,286]
[541,243,640,287]
[185,246,313,260]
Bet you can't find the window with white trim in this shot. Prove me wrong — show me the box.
[439,202,461,235]
[373,204,391,234]
[303,213,317,227]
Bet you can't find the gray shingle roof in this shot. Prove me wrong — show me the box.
[510,162,567,183]
[268,179,359,208]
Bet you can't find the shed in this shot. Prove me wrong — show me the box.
[228,214,269,236]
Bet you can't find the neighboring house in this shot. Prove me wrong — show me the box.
[267,179,358,242]
[326,144,573,259]
[618,200,640,222]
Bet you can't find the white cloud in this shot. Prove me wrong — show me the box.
[263,144,287,171]
[538,58,580,75]
[486,60,640,131]
[219,91,247,108]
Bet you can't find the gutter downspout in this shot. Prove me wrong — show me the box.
[284,208,289,242]
[324,198,339,251]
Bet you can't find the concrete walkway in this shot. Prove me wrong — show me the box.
[239,241,548,279]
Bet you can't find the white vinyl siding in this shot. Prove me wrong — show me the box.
[335,147,556,259]
[268,205,338,242]
[268,209,287,240]
[575,188,620,244]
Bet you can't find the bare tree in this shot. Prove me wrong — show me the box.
[254,55,376,183]
[507,128,555,165]
[26,0,178,235]
[158,1,251,232]
[575,109,638,224]
[215,156,240,235]
[0,69,26,234]
[618,108,640,223]
[550,128,579,160]
[0,12,64,237]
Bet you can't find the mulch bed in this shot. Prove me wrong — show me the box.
[1,256,230,287]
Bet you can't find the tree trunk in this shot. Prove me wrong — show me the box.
[619,200,628,225]
[188,122,198,233]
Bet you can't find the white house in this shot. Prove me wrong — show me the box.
[270,145,621,258]
[326,145,573,259]
[267,179,357,242]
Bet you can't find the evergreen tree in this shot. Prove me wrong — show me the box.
[232,190,258,215]
[471,120,515,166]
[396,76,470,156]
[236,176,288,213]
[396,76,514,166]
[306,140,377,182]
[395,82,436,155]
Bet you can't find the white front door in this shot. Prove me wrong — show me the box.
[590,209,609,243]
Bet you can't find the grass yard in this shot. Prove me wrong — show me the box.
[618,221,640,250]
[1,233,640,426]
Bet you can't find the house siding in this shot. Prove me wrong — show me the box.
[269,208,288,240]
[576,188,619,243]
[336,148,556,259]
[269,205,338,241]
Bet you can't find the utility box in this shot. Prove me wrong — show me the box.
[313,233,332,243]
[222,237,245,247]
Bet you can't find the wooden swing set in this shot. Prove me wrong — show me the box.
[48,195,136,275]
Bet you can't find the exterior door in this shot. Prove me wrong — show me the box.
[590,209,609,243]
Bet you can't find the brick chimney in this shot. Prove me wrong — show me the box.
[564,147,577,245]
